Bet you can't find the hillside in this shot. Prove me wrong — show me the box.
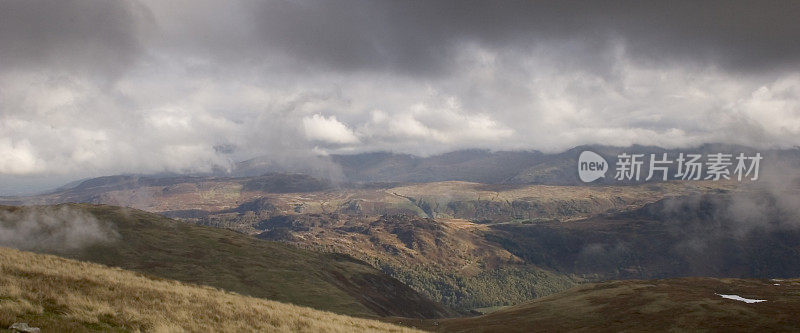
[254,213,576,310]
[424,277,800,332]
[484,191,800,280]
[1,176,733,229]
[0,204,453,319]
[0,179,736,312]
[0,247,418,332]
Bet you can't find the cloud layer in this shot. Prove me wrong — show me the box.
[1,0,799,193]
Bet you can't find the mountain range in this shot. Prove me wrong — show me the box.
[2,145,800,330]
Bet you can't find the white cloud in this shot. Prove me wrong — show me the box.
[302,114,360,145]
[356,101,513,146]
[0,138,44,175]
[723,75,800,147]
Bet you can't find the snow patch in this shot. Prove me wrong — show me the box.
[716,294,767,303]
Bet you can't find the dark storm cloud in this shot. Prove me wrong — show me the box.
[4,0,794,78]
[0,0,151,79]
[1,1,797,78]
[246,0,800,75]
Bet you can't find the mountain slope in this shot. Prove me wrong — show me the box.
[429,277,800,332]
[0,247,418,332]
[255,213,576,311]
[485,192,800,280]
[330,150,547,184]
[0,204,453,319]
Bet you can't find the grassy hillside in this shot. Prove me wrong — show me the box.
[400,277,800,332]
[0,247,418,332]
[0,204,452,319]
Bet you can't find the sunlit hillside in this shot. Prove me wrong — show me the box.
[0,246,419,332]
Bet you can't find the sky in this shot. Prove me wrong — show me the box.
[1,0,799,194]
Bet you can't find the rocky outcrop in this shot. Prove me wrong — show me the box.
[9,323,40,333]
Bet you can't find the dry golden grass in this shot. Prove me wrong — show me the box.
[0,246,420,332]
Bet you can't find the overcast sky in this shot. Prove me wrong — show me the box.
[1,0,799,194]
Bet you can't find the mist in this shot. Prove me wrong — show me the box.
[0,205,118,252]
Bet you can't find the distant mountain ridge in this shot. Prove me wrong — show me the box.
[234,144,798,185]
[6,144,794,204]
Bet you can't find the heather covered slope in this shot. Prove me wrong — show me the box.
[0,247,418,332]
[0,204,453,319]
[428,277,800,332]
